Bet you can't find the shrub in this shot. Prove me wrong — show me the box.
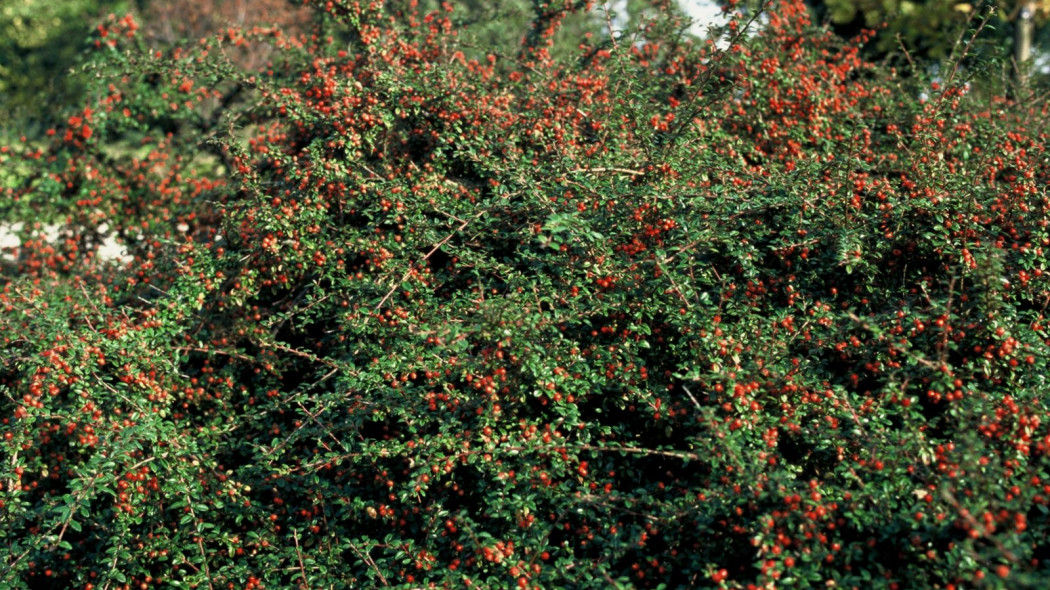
[1,1,1050,588]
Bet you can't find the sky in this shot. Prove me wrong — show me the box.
[601,0,736,47]
[676,0,730,35]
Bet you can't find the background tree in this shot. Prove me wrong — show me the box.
[0,0,315,138]
[139,0,312,68]
[805,0,1049,82]
[0,0,130,135]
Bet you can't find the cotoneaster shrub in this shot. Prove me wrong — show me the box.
[1,1,1050,588]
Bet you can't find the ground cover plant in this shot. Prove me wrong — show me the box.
[2,0,1050,588]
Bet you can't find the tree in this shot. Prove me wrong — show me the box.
[0,0,130,134]
[807,0,1049,84]
[2,1,1050,588]
[0,0,317,137]
[138,0,312,67]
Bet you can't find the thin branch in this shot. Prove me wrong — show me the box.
[939,5,989,104]
[347,540,389,586]
[257,339,342,370]
[895,33,917,75]
[178,477,216,590]
[293,528,310,589]
[176,345,263,366]
[660,1,771,149]
[655,259,691,308]
[375,211,484,311]
[291,441,704,474]
[569,167,645,176]
[940,486,1019,564]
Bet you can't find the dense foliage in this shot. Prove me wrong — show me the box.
[810,0,1045,61]
[0,0,130,131]
[0,0,316,137]
[2,0,1050,588]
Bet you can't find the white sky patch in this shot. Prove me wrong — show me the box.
[601,0,731,43]
[1034,51,1050,74]
[677,0,731,38]
[601,0,630,36]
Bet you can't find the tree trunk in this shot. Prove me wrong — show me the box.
[1016,0,1036,85]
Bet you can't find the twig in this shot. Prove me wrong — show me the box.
[660,1,770,149]
[195,535,215,590]
[171,476,216,590]
[176,345,262,366]
[569,167,645,176]
[938,5,989,105]
[656,259,691,307]
[603,571,629,589]
[347,540,389,586]
[76,281,101,331]
[293,528,310,589]
[682,386,703,410]
[295,399,351,456]
[257,340,342,370]
[578,444,700,460]
[895,33,917,75]
[940,486,1019,564]
[661,237,706,264]
[375,211,484,311]
[291,442,703,473]
[101,549,124,590]
[52,472,105,551]
[601,0,620,50]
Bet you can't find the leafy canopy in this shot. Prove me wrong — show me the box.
[2,1,1050,589]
